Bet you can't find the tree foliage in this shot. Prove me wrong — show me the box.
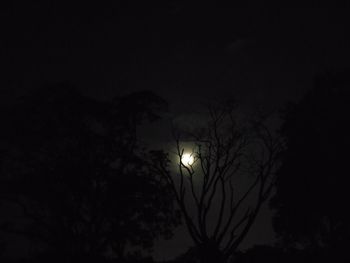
[270,70,350,255]
[0,83,179,261]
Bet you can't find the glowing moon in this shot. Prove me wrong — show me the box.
[181,153,194,165]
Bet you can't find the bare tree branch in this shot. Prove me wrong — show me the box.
[159,103,281,261]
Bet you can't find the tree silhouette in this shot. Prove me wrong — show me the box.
[0,83,179,262]
[270,70,350,261]
[151,102,281,263]
[0,241,6,261]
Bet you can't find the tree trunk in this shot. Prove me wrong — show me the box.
[198,242,226,263]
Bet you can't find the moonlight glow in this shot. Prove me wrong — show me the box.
[181,153,194,165]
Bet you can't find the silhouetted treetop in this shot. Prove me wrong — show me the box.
[0,82,178,261]
[270,70,350,256]
[152,101,282,263]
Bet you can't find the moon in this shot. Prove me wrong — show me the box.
[181,153,194,165]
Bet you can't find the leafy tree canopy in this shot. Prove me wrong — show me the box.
[0,82,179,261]
[270,70,350,252]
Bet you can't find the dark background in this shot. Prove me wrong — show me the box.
[3,6,349,106]
[1,4,350,262]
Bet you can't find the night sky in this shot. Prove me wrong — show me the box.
[1,4,350,261]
